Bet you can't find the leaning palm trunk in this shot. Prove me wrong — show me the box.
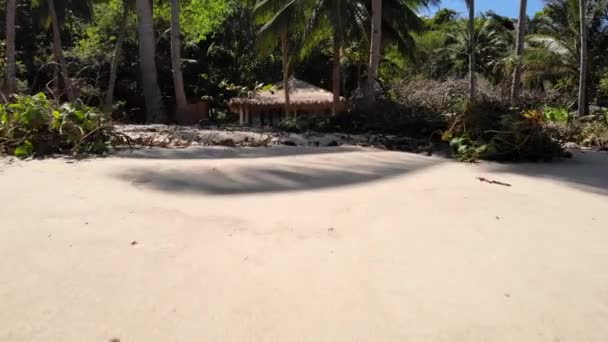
[5,0,17,94]
[332,33,341,115]
[104,1,129,113]
[510,0,527,105]
[170,0,187,111]
[578,0,588,116]
[281,32,291,116]
[48,0,75,101]
[467,0,476,104]
[135,0,165,123]
[365,0,382,103]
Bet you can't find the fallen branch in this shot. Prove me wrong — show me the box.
[477,177,512,187]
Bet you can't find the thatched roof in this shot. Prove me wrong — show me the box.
[229,78,344,113]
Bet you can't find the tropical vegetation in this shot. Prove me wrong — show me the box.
[1,0,607,159]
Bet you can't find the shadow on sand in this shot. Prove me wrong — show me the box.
[113,146,608,197]
[115,147,441,195]
[115,145,367,160]
[486,151,608,196]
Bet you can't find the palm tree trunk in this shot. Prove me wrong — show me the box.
[578,0,588,116]
[332,33,341,115]
[365,0,382,103]
[5,0,17,94]
[356,63,362,89]
[510,0,527,106]
[467,0,476,104]
[135,0,165,123]
[281,31,291,117]
[48,0,75,101]
[104,1,129,113]
[170,0,187,111]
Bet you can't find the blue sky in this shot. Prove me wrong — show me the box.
[424,0,545,18]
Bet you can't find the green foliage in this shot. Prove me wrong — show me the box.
[449,135,488,162]
[154,0,232,43]
[543,106,569,122]
[599,72,608,96]
[0,93,116,158]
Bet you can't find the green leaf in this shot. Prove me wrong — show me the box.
[14,141,34,159]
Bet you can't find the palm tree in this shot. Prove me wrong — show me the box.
[465,0,476,104]
[363,0,382,103]
[135,0,165,122]
[170,0,188,111]
[253,0,307,116]
[301,0,368,114]
[578,0,588,116]
[5,0,17,94]
[442,16,511,83]
[526,0,604,113]
[104,0,131,113]
[510,0,527,105]
[362,0,438,102]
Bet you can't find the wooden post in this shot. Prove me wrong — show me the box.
[239,107,244,125]
[245,107,250,125]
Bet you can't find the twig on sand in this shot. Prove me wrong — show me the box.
[477,177,512,187]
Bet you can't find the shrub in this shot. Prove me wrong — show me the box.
[444,109,566,162]
[335,99,447,136]
[483,112,566,161]
[389,78,508,115]
[0,93,118,158]
[580,121,608,149]
[545,115,608,150]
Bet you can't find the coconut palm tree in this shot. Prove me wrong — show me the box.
[578,0,588,116]
[510,0,527,105]
[363,0,439,102]
[300,0,438,107]
[5,0,17,94]
[442,16,512,84]
[135,0,165,122]
[465,0,476,103]
[300,0,369,114]
[253,0,308,116]
[363,0,382,102]
[104,0,131,113]
[170,0,188,111]
[524,0,608,102]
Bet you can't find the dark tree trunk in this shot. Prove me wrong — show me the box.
[5,0,17,94]
[104,1,129,113]
[48,0,75,101]
[468,0,476,104]
[364,0,382,103]
[332,33,341,115]
[281,31,291,116]
[170,0,187,110]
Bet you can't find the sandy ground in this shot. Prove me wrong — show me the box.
[1,146,608,342]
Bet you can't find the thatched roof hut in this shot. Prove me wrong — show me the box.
[228,78,345,126]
